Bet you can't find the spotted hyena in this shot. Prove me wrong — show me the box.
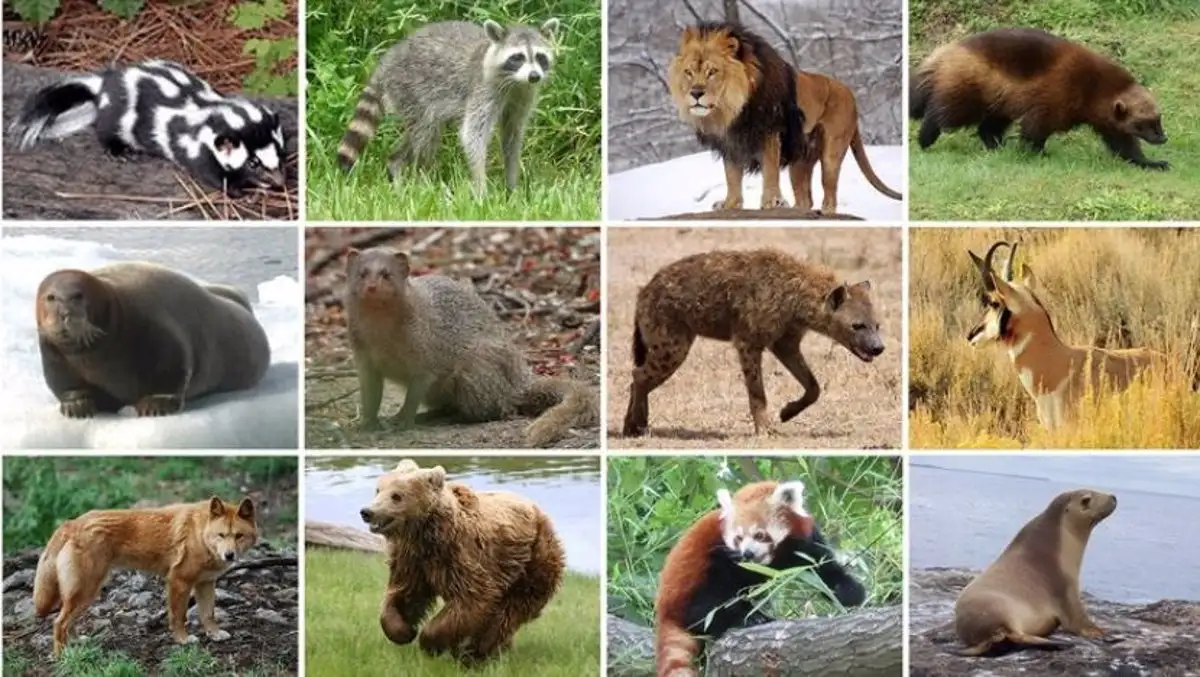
[622,247,885,436]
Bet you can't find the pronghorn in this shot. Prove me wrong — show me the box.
[965,240,1165,430]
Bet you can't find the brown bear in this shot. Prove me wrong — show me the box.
[359,459,565,664]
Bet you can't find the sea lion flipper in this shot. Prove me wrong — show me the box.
[956,641,994,657]
[1007,632,1073,650]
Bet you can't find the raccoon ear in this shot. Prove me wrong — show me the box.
[209,496,225,518]
[540,18,560,37]
[484,20,505,43]
[237,498,255,521]
[825,284,848,312]
[1113,99,1128,121]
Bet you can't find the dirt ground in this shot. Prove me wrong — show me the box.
[606,227,902,449]
[305,227,601,449]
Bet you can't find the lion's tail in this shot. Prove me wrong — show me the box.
[850,129,902,201]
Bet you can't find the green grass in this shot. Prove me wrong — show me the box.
[2,457,298,554]
[305,549,600,676]
[2,651,33,677]
[304,0,601,221]
[909,0,1200,221]
[607,456,903,627]
[26,640,262,677]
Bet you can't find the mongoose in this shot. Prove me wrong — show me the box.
[344,247,597,447]
[910,27,1167,169]
[623,248,885,437]
[336,18,559,195]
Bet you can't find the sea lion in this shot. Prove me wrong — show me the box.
[954,488,1117,656]
[35,261,271,418]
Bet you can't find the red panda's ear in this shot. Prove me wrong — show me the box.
[717,488,733,516]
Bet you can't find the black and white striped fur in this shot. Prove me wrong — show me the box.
[12,59,286,195]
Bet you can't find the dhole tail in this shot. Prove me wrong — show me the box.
[850,130,902,200]
[337,85,386,172]
[656,619,700,677]
[33,528,69,616]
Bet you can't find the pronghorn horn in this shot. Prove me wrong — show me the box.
[980,241,1009,291]
[1005,241,1019,281]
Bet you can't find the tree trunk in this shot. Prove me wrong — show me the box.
[305,520,385,553]
[2,62,299,221]
[607,606,902,677]
[724,0,740,24]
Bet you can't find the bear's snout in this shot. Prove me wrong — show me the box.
[360,507,374,522]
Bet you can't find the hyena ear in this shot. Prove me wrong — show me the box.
[540,18,560,38]
[209,496,225,518]
[393,251,411,278]
[716,488,733,516]
[427,466,446,490]
[484,20,506,43]
[1113,99,1128,121]
[825,284,848,312]
[237,498,255,521]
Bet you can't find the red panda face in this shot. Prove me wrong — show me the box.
[717,480,810,564]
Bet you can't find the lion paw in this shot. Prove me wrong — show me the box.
[713,197,743,211]
[760,195,789,209]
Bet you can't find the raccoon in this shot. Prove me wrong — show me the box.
[336,18,558,196]
[11,59,286,195]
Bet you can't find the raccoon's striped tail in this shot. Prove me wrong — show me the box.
[11,74,103,150]
[337,85,386,172]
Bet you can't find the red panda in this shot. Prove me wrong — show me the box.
[654,480,866,677]
[909,27,1168,170]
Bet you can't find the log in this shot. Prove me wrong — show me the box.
[2,62,299,220]
[607,606,903,677]
[648,207,865,221]
[304,520,385,553]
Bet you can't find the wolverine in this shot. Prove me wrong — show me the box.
[910,27,1168,170]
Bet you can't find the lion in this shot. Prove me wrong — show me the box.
[668,22,902,215]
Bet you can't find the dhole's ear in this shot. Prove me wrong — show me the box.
[716,488,733,516]
[427,466,446,490]
[394,251,411,278]
[825,284,848,312]
[484,20,505,43]
[1113,99,1128,121]
[395,459,419,473]
[237,498,255,521]
[209,496,225,518]
[540,18,560,38]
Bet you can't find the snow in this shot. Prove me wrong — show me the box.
[606,145,905,221]
[0,233,300,450]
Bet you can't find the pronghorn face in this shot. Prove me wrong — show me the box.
[965,241,1045,347]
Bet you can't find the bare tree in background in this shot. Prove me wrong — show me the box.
[608,0,902,174]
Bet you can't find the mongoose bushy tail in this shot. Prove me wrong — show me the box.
[345,246,598,447]
[337,85,387,171]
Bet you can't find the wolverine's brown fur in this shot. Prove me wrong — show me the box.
[360,460,565,665]
[668,22,807,211]
[792,70,903,214]
[911,27,1168,169]
[955,489,1116,656]
[622,248,885,437]
[345,247,598,447]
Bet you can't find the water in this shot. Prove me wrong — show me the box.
[306,456,602,575]
[910,455,1200,603]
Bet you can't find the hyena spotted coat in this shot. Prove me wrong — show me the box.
[622,248,885,436]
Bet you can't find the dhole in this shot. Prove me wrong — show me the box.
[33,496,258,657]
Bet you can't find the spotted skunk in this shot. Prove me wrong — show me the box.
[11,59,286,194]
[655,480,866,677]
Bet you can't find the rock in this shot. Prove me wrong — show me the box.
[911,568,1200,676]
[254,608,289,625]
[3,569,35,591]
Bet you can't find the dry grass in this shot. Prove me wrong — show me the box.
[909,227,1200,449]
[605,227,902,450]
